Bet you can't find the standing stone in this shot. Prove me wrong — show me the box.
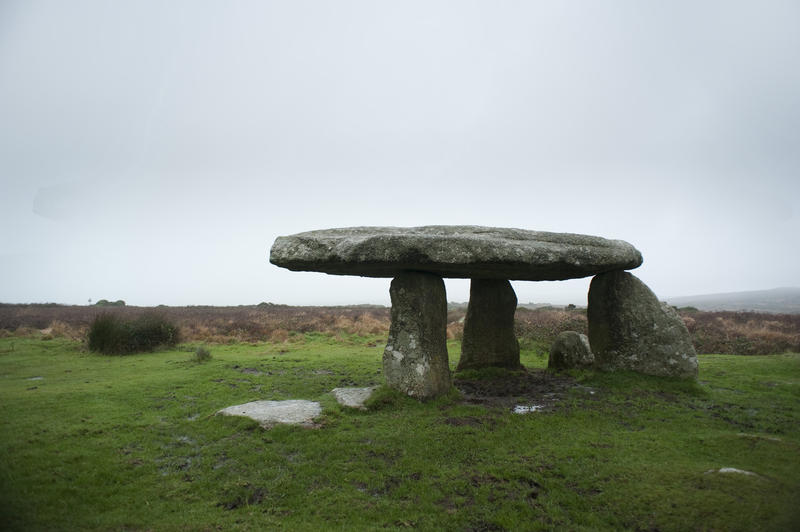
[588,271,698,378]
[457,279,521,371]
[548,331,594,370]
[383,272,451,398]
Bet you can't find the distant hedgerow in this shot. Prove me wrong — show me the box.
[87,312,180,355]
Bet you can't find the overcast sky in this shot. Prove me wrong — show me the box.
[1,1,798,307]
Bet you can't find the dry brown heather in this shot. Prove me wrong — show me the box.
[683,310,800,355]
[0,303,798,355]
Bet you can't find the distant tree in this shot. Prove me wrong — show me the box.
[95,299,126,307]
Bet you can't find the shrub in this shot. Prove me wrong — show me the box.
[193,346,212,362]
[87,312,179,355]
[128,312,180,351]
[87,314,129,354]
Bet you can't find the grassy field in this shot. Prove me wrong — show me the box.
[1,335,798,531]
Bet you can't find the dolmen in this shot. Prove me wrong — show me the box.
[270,226,697,399]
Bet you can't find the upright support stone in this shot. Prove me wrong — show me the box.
[457,279,521,371]
[588,270,698,378]
[383,272,451,399]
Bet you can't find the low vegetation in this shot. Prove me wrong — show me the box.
[2,303,798,356]
[193,345,212,363]
[683,310,800,355]
[0,335,798,530]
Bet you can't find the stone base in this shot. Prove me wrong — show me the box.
[457,279,521,371]
[383,272,451,399]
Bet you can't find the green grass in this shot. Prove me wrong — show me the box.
[1,335,798,531]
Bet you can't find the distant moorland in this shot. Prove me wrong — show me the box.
[1,301,798,356]
[666,287,800,314]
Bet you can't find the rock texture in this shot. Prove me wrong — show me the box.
[332,387,377,409]
[588,271,698,378]
[548,331,594,370]
[383,272,451,398]
[217,400,322,427]
[270,226,642,280]
[457,279,521,370]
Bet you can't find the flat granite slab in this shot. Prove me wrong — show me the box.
[332,386,377,409]
[270,226,642,281]
[217,400,322,427]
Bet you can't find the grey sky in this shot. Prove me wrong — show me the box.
[1,1,798,306]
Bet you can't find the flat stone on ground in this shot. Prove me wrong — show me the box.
[270,226,642,280]
[217,400,322,427]
[332,387,377,409]
[704,468,760,477]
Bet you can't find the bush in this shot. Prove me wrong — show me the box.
[128,312,180,352]
[193,346,212,362]
[87,312,180,355]
[87,314,129,354]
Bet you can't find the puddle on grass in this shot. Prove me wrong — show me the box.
[27,376,44,381]
[513,405,544,414]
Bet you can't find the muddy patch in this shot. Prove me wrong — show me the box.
[454,369,577,411]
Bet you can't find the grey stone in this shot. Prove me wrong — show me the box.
[270,226,642,280]
[457,279,521,370]
[704,468,760,477]
[332,387,377,409]
[588,271,698,378]
[548,331,594,370]
[513,404,545,414]
[217,400,322,427]
[383,272,451,399]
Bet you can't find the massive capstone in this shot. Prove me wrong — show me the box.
[270,226,642,280]
[588,271,698,378]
